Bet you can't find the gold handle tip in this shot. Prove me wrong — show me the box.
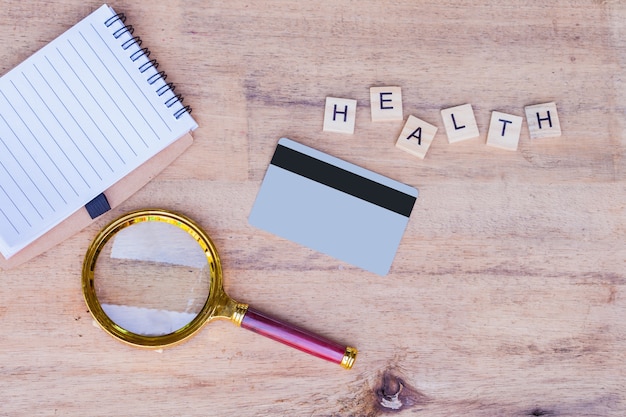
[231,303,249,327]
[341,346,358,370]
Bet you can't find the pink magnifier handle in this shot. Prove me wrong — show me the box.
[240,307,357,369]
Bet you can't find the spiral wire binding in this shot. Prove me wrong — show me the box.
[104,12,192,119]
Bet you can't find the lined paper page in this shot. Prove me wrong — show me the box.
[0,4,197,258]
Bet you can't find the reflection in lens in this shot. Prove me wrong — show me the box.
[93,221,211,336]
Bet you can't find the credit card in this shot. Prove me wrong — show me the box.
[248,138,418,276]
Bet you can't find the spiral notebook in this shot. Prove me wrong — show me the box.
[0,4,198,268]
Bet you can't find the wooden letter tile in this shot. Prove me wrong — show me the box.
[441,103,479,143]
[370,86,403,121]
[323,97,357,134]
[525,102,561,139]
[395,115,438,159]
[486,111,523,151]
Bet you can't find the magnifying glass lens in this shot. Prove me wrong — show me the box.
[93,221,210,337]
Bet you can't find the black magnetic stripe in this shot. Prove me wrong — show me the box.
[270,144,416,217]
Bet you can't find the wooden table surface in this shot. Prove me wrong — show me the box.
[1,1,625,416]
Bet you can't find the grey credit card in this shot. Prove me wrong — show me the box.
[248,138,418,276]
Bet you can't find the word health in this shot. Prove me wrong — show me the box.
[323,87,561,159]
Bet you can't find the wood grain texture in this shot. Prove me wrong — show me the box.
[1,1,625,416]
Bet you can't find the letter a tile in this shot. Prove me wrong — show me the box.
[395,115,438,159]
[441,104,479,143]
[323,97,357,134]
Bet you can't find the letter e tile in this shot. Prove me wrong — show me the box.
[370,86,403,121]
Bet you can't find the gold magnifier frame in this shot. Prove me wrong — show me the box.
[82,209,356,369]
[82,208,245,348]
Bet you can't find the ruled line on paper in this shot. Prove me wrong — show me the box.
[2,86,67,206]
[76,32,150,150]
[21,73,91,189]
[0,158,44,220]
[90,23,171,136]
[48,52,126,166]
[0,206,20,235]
[0,181,32,227]
[65,38,139,156]
[0,100,59,212]
[12,76,79,199]
[0,155,44,220]
[35,62,113,174]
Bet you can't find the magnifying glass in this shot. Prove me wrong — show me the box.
[82,209,357,369]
